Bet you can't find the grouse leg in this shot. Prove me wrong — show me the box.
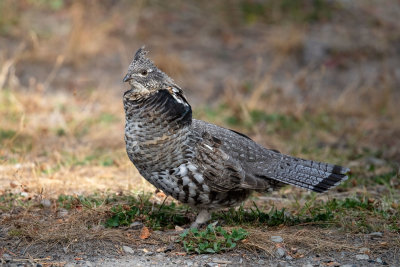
[190,209,211,229]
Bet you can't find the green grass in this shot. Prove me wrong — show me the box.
[2,188,398,233]
[105,194,191,230]
[177,224,248,254]
[240,0,337,24]
[0,191,35,212]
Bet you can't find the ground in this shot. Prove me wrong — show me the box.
[1,1,400,266]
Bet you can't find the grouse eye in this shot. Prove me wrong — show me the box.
[141,70,148,76]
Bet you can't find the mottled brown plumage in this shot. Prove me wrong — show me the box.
[123,47,350,227]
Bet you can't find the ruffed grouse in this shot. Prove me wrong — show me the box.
[123,47,350,228]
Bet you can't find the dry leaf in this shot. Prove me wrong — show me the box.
[156,191,167,198]
[10,181,19,188]
[175,225,184,231]
[140,226,150,239]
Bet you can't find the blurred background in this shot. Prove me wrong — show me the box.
[0,0,399,195]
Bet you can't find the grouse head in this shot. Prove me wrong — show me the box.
[123,46,174,96]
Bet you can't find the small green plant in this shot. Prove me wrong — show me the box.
[177,224,248,254]
[213,202,334,227]
[105,194,191,229]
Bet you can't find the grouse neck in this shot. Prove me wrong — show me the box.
[124,88,192,128]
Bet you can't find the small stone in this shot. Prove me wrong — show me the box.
[129,221,143,229]
[369,232,383,238]
[145,251,154,256]
[84,261,93,267]
[40,199,51,208]
[63,247,68,253]
[355,254,369,260]
[213,259,231,264]
[325,261,340,266]
[271,236,284,243]
[64,264,74,267]
[302,264,313,267]
[186,260,193,266]
[122,246,134,254]
[57,208,68,218]
[258,260,265,265]
[275,247,286,258]
[340,265,357,267]
[3,253,12,261]
[365,157,385,166]
[359,247,370,254]
[205,263,218,267]
[285,255,293,260]
[376,258,382,263]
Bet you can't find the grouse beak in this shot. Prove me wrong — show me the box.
[123,74,132,83]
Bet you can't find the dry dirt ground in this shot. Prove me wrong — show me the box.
[1,1,400,266]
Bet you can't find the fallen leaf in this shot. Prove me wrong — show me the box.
[156,191,167,198]
[174,252,187,256]
[10,181,19,188]
[156,247,166,252]
[175,225,184,231]
[140,226,150,239]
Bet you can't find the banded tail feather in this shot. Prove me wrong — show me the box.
[264,154,349,193]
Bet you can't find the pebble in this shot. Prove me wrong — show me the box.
[155,253,164,259]
[271,236,284,243]
[376,257,383,263]
[64,264,74,267]
[129,221,143,229]
[365,157,386,166]
[83,261,93,267]
[359,247,370,254]
[340,265,357,267]
[122,245,135,254]
[302,264,313,267]
[2,253,12,261]
[369,232,383,238]
[285,255,293,260]
[57,208,68,218]
[212,258,231,264]
[275,247,286,258]
[40,199,51,208]
[355,254,369,260]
